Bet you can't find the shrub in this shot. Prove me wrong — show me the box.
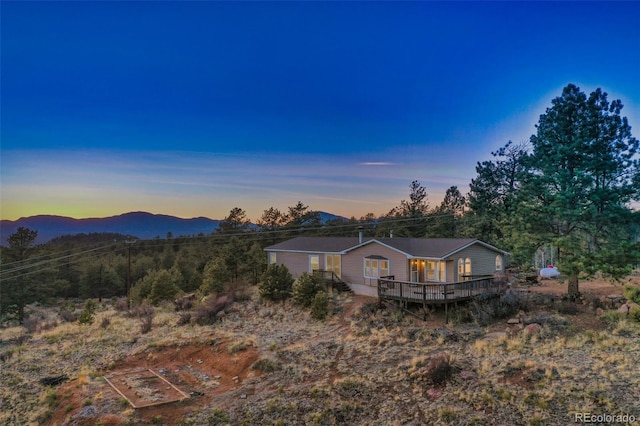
[469,291,528,325]
[77,299,97,325]
[193,295,232,326]
[100,316,111,329]
[310,291,329,321]
[292,272,325,307]
[251,358,280,372]
[624,285,640,304]
[177,311,192,326]
[425,353,454,385]
[259,264,294,302]
[138,305,155,334]
[630,307,640,323]
[59,308,79,323]
[603,310,625,324]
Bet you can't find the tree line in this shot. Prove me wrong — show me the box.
[1,84,639,323]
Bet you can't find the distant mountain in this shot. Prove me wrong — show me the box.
[317,211,349,222]
[0,212,220,245]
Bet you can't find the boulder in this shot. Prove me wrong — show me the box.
[507,318,520,325]
[523,323,543,336]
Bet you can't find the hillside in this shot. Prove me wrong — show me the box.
[1,277,639,425]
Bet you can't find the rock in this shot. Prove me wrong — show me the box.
[232,376,240,383]
[426,388,442,399]
[459,370,477,381]
[523,323,542,335]
[596,307,604,316]
[517,310,526,318]
[618,304,630,314]
[240,394,247,399]
[507,318,520,325]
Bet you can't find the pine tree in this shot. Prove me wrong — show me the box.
[523,84,640,299]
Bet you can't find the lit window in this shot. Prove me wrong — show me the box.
[458,257,471,279]
[364,257,390,278]
[495,255,503,271]
[309,255,320,272]
[268,252,277,264]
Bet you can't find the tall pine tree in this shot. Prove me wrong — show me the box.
[522,84,639,299]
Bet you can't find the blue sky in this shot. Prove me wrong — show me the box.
[2,1,639,221]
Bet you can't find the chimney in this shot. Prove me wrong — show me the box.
[390,230,394,238]
[358,226,364,244]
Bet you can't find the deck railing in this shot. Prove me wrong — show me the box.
[377,275,501,305]
[313,269,340,283]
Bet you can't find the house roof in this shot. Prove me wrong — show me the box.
[265,236,507,259]
[265,237,366,253]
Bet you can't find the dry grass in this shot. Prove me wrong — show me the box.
[1,285,640,425]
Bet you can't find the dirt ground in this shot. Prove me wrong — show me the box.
[41,275,639,425]
[45,337,260,425]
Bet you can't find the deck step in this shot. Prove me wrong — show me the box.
[331,281,352,293]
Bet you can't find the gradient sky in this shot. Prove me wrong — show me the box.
[2,1,639,222]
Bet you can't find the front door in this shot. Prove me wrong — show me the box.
[325,254,341,278]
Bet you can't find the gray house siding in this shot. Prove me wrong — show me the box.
[446,244,504,280]
[268,251,326,278]
[341,242,409,289]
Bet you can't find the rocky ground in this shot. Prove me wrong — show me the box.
[1,276,639,425]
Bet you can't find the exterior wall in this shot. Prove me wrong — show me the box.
[341,242,409,292]
[445,260,456,283]
[446,244,503,280]
[266,251,326,278]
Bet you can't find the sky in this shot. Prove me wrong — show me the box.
[2,1,639,222]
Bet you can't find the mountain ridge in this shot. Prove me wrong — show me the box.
[1,211,347,244]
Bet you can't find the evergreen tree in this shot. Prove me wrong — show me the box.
[466,141,528,246]
[259,264,294,302]
[1,227,39,322]
[522,84,639,298]
[217,207,251,234]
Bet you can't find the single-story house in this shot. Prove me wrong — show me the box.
[264,235,508,297]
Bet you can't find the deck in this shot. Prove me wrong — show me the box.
[377,275,503,307]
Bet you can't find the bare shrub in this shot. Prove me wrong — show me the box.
[138,306,155,334]
[59,309,79,323]
[177,311,192,326]
[470,291,528,326]
[174,293,196,311]
[129,304,155,334]
[113,297,129,312]
[193,295,233,326]
[100,316,111,329]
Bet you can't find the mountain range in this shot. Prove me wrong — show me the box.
[0,211,346,245]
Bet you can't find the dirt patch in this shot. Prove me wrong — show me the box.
[525,275,639,298]
[44,337,259,425]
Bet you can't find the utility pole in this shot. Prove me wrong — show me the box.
[125,240,135,307]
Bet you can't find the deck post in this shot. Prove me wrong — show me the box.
[444,283,449,324]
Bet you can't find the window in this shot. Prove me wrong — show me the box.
[438,262,446,282]
[268,252,277,264]
[458,257,471,280]
[426,260,446,282]
[309,255,320,272]
[380,260,389,277]
[495,255,503,271]
[325,254,341,278]
[364,256,389,278]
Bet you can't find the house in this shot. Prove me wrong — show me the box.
[264,235,508,297]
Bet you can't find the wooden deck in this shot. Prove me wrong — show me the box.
[377,275,503,307]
